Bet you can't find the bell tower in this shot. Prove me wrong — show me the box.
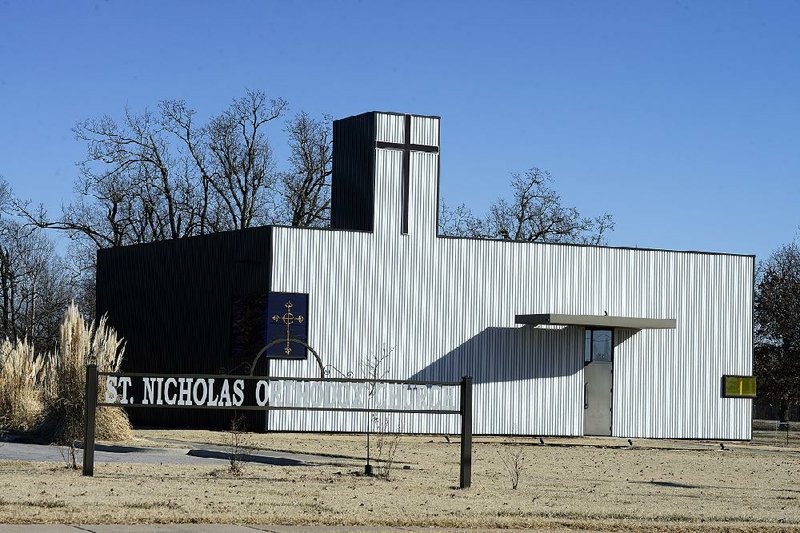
[330,112,440,238]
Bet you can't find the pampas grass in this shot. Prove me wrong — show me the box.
[0,303,132,442]
[0,337,46,432]
[40,303,132,442]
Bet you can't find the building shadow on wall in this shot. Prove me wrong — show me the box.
[614,328,637,351]
[409,325,582,385]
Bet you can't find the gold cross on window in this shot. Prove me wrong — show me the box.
[272,301,305,355]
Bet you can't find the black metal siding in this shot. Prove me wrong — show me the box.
[96,227,273,429]
[330,112,376,231]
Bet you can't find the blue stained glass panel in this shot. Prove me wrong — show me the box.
[264,292,309,359]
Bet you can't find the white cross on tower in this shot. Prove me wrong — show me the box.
[375,114,440,234]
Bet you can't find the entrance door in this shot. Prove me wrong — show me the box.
[583,329,613,436]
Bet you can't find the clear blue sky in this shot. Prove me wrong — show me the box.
[1,0,798,260]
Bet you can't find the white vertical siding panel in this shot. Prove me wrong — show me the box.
[268,114,753,439]
[410,116,439,146]
[373,149,402,236]
[375,113,404,143]
[612,252,753,439]
[409,151,438,241]
[278,236,750,439]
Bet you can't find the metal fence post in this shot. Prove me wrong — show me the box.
[83,364,97,476]
[459,375,473,489]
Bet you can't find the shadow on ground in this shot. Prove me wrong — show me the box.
[188,449,306,466]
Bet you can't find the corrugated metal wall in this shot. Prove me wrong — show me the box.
[96,227,273,429]
[410,116,439,146]
[268,112,754,439]
[331,113,376,231]
[376,112,404,144]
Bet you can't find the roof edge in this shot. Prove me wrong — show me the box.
[516,313,677,330]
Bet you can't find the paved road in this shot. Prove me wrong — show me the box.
[0,440,348,467]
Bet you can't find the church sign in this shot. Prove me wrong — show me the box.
[82,364,474,488]
[100,374,461,413]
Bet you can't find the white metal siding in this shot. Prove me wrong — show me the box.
[268,112,754,439]
[613,253,753,439]
[375,113,404,144]
[411,116,439,146]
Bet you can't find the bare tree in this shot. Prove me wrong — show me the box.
[159,99,219,235]
[76,108,193,242]
[17,107,198,247]
[203,91,287,230]
[279,112,332,227]
[12,91,300,309]
[0,179,73,349]
[438,201,484,238]
[439,167,614,245]
[64,239,98,319]
[487,168,613,244]
[755,241,800,422]
[0,220,72,352]
[16,90,290,251]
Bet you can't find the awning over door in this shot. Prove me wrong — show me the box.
[515,313,676,330]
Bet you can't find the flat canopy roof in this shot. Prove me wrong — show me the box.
[515,313,677,330]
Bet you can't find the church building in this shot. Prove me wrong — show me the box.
[96,111,755,439]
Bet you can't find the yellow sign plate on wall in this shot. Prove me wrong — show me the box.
[723,375,757,398]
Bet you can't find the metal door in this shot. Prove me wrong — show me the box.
[584,361,613,436]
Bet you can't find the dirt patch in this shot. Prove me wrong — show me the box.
[2,431,800,531]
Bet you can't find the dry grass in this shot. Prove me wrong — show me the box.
[38,303,131,443]
[0,337,46,432]
[2,431,798,531]
[0,303,131,442]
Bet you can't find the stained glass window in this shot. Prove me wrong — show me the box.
[722,375,756,398]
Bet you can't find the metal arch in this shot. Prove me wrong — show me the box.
[250,338,325,378]
[323,364,354,378]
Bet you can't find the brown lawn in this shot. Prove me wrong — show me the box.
[1,430,799,531]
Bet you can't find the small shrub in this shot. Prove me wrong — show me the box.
[58,436,80,470]
[362,346,393,475]
[372,415,401,479]
[227,414,248,476]
[498,439,526,490]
